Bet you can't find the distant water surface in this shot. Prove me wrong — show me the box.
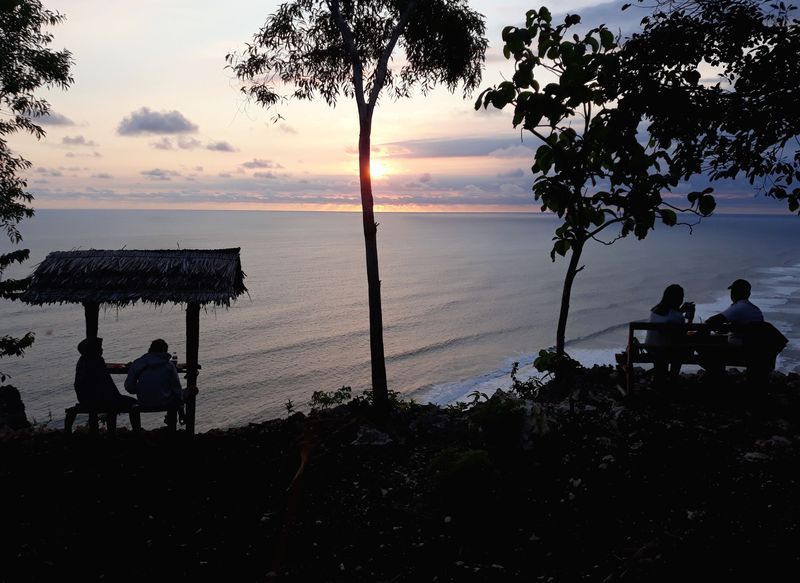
[2,210,798,431]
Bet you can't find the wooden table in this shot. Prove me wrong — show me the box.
[106,362,200,374]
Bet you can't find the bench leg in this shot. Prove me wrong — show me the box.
[129,409,141,433]
[107,413,117,435]
[88,412,99,434]
[65,408,77,435]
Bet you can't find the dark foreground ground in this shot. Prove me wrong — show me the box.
[3,367,800,582]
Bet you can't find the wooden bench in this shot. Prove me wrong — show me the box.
[64,403,181,435]
[621,322,766,393]
[63,361,202,435]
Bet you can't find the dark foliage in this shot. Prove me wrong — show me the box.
[226,0,487,109]
[477,8,712,355]
[621,0,800,213]
[3,370,800,581]
[0,0,73,374]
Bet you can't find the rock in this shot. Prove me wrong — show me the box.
[0,385,30,430]
[351,426,392,446]
[743,451,770,462]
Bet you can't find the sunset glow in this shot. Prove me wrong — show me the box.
[370,160,389,178]
[11,0,775,214]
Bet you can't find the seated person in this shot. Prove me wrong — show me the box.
[645,284,695,380]
[74,337,137,409]
[125,339,183,429]
[703,279,786,384]
[705,279,763,345]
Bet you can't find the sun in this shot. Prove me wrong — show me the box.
[370,160,389,178]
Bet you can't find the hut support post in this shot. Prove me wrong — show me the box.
[83,302,99,339]
[185,302,200,435]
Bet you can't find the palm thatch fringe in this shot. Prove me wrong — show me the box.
[20,248,247,307]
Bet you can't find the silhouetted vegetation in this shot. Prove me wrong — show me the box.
[4,368,800,581]
[0,0,72,386]
[478,8,714,358]
[227,0,488,412]
[621,0,800,214]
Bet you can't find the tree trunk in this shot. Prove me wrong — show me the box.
[555,239,585,356]
[358,109,389,414]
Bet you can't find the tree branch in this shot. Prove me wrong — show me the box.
[327,0,366,111]
[586,216,624,239]
[591,228,626,245]
[367,0,418,108]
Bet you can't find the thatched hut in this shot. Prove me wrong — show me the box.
[20,248,247,434]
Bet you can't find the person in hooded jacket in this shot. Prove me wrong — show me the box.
[74,337,137,409]
[125,338,183,429]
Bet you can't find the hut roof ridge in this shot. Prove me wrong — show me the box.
[20,247,247,307]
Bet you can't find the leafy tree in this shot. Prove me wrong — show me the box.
[228,0,487,411]
[477,8,714,356]
[1,0,73,375]
[620,0,800,213]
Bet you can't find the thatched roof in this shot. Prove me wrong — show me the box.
[20,248,247,307]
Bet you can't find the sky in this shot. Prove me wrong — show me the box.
[11,0,783,213]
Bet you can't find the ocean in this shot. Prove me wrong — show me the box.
[2,210,799,431]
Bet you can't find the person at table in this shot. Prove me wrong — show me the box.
[645,284,695,380]
[702,279,786,384]
[74,337,137,409]
[705,279,763,345]
[125,339,183,429]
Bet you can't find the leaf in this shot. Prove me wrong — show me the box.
[599,28,615,50]
[698,194,716,216]
[473,88,491,111]
[553,239,571,257]
[539,6,552,24]
[660,208,677,226]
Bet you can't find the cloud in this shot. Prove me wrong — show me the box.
[193,166,203,172]
[241,158,283,169]
[151,137,174,150]
[253,171,278,179]
[345,145,382,155]
[419,173,433,183]
[206,141,238,152]
[92,173,113,179]
[382,137,535,158]
[62,135,98,147]
[141,168,181,180]
[489,145,536,158]
[34,167,63,177]
[32,111,74,126]
[178,136,202,150]
[496,168,525,178]
[278,125,298,134]
[218,172,232,178]
[66,151,102,158]
[118,107,198,135]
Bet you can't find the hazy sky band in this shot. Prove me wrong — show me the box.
[13,0,785,214]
